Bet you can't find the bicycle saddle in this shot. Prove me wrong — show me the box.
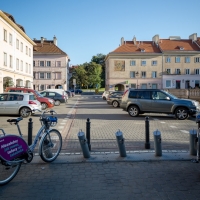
[7,117,23,123]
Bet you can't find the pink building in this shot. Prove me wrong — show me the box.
[33,36,70,91]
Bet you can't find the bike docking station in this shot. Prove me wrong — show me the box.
[191,112,200,163]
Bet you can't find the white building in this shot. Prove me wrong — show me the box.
[0,10,35,92]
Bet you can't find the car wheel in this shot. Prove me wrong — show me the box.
[112,101,119,108]
[128,105,139,117]
[55,100,60,106]
[103,97,106,100]
[175,107,189,120]
[19,107,31,118]
[41,103,47,110]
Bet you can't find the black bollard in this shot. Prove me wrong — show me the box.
[145,116,150,149]
[28,118,33,145]
[86,118,91,151]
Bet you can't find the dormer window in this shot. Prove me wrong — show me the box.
[140,48,145,52]
[178,46,184,50]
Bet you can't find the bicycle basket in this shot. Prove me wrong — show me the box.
[47,116,58,127]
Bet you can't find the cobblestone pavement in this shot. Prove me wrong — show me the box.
[1,160,200,200]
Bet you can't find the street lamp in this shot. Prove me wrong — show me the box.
[135,71,139,89]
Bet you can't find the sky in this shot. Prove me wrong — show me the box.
[1,0,200,66]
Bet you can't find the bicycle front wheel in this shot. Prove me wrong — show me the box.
[0,159,21,186]
[39,129,62,163]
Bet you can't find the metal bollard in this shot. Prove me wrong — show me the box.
[153,130,162,156]
[189,129,197,156]
[77,130,90,158]
[28,118,33,145]
[145,116,150,149]
[86,118,91,151]
[115,130,127,157]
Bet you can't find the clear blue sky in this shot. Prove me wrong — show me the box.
[1,0,200,66]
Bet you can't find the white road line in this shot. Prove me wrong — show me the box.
[160,122,166,123]
[170,126,177,128]
[180,130,189,133]
[153,118,160,121]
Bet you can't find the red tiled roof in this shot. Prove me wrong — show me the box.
[158,39,200,51]
[33,40,67,55]
[196,37,200,46]
[112,41,162,53]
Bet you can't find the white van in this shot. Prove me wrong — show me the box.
[43,89,68,99]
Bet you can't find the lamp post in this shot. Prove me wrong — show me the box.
[135,71,139,89]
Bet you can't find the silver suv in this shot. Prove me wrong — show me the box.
[120,89,200,120]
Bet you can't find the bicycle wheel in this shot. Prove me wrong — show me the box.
[0,159,21,186]
[39,129,62,162]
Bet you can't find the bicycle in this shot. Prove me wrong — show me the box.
[0,109,62,185]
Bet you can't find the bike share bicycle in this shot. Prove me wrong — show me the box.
[0,109,62,185]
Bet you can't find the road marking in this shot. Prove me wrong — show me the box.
[170,126,177,128]
[153,118,159,121]
[180,130,189,133]
[160,122,166,123]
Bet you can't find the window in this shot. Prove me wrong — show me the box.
[195,80,199,88]
[195,57,200,63]
[40,61,44,67]
[33,72,36,79]
[56,61,61,67]
[16,39,19,49]
[55,72,61,79]
[20,60,23,71]
[4,52,7,66]
[39,73,44,79]
[166,80,171,88]
[141,60,146,66]
[40,85,45,91]
[20,42,23,52]
[26,63,28,73]
[47,73,51,79]
[33,61,35,67]
[9,33,12,45]
[49,92,56,97]
[152,61,157,66]
[175,69,181,74]
[166,57,171,63]
[185,57,190,63]
[29,64,31,74]
[130,84,136,89]
[3,29,7,41]
[175,57,181,63]
[185,69,190,74]
[130,71,135,78]
[26,46,28,55]
[16,58,19,70]
[166,69,171,74]
[29,48,31,57]
[46,61,51,67]
[195,69,200,75]
[130,60,136,66]
[141,71,146,78]
[152,71,157,78]
[9,55,13,68]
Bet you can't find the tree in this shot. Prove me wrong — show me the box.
[91,54,106,88]
[3,78,14,90]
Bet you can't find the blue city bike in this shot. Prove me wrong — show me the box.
[0,109,62,185]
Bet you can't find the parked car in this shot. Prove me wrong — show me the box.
[102,91,123,100]
[70,89,82,94]
[40,91,67,106]
[107,92,124,107]
[44,89,68,99]
[0,92,41,118]
[120,89,200,120]
[5,87,54,110]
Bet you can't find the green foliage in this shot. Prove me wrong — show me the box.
[3,78,14,90]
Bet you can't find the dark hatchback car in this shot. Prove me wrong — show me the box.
[71,89,82,94]
[107,91,124,107]
[40,91,67,106]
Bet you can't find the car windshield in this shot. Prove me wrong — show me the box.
[163,90,178,99]
[35,90,43,97]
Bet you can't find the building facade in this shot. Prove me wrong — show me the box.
[33,37,70,91]
[0,10,35,92]
[105,34,200,91]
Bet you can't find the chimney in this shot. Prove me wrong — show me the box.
[53,35,57,46]
[152,34,159,44]
[41,37,44,43]
[133,36,136,45]
[121,37,124,46]
[189,33,197,41]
